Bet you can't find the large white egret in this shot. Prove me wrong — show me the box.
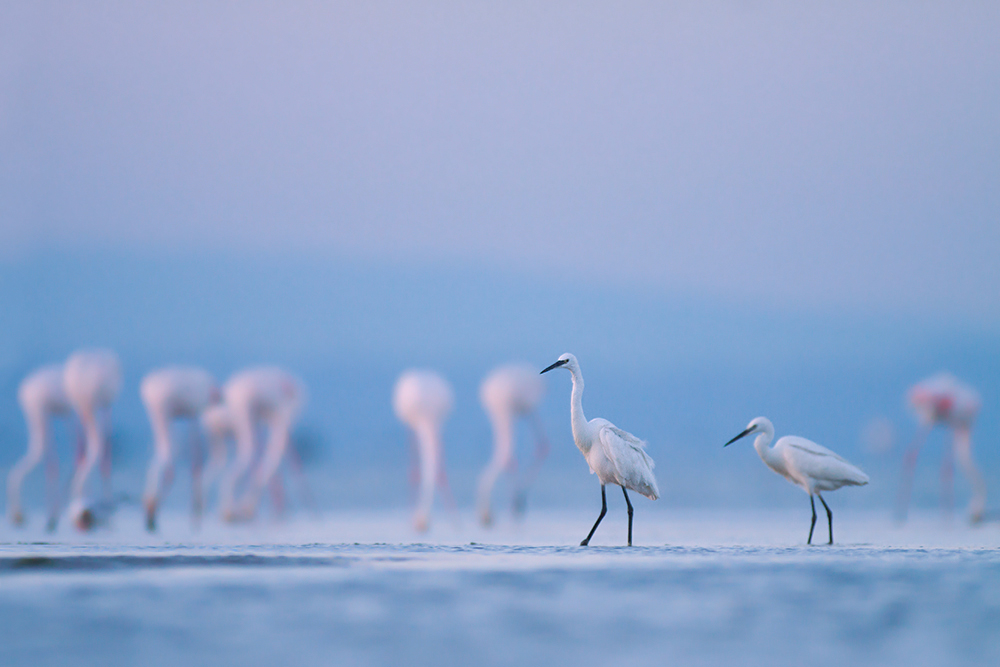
[393,369,456,533]
[477,363,548,526]
[63,349,122,531]
[7,364,72,530]
[725,417,869,545]
[540,353,659,546]
[140,366,220,531]
[898,372,985,523]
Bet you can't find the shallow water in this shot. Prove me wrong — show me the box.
[2,510,999,667]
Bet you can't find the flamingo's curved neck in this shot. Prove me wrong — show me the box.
[569,367,589,454]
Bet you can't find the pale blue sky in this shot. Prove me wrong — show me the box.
[2,1,999,321]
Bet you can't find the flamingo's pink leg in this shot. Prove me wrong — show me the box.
[190,421,204,527]
[44,445,60,527]
[896,424,931,522]
[940,438,955,518]
[269,476,286,516]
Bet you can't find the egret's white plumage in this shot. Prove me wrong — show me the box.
[477,363,548,526]
[541,353,658,546]
[218,367,306,521]
[899,372,985,522]
[725,416,869,544]
[7,364,72,528]
[140,366,219,531]
[63,349,122,531]
[393,369,455,533]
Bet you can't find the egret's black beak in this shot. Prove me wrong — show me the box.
[540,359,569,374]
[724,427,753,447]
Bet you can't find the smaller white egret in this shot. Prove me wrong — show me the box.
[725,417,869,545]
[540,353,659,547]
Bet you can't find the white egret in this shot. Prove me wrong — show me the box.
[140,366,220,531]
[63,349,122,531]
[540,353,659,546]
[725,417,869,545]
[477,363,548,526]
[392,369,456,532]
[7,364,72,529]
[218,367,306,521]
[898,372,985,523]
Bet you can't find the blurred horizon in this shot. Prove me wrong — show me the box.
[2,249,998,516]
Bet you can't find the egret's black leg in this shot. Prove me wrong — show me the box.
[622,486,634,546]
[581,485,607,546]
[818,494,833,545]
[808,495,817,545]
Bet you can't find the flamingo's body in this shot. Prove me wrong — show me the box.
[725,416,869,544]
[63,349,122,531]
[898,372,985,522]
[7,364,72,528]
[140,366,219,531]
[477,363,548,526]
[393,370,454,532]
[541,354,658,546]
[218,367,305,521]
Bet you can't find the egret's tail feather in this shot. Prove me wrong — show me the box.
[633,476,659,501]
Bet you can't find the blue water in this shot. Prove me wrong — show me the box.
[1,510,999,666]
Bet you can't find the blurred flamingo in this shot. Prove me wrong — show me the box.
[140,366,219,531]
[393,370,456,532]
[218,367,307,521]
[63,349,122,531]
[199,402,236,511]
[897,372,986,523]
[476,363,548,526]
[7,364,73,530]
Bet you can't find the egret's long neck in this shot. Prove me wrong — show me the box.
[753,429,778,467]
[569,368,589,453]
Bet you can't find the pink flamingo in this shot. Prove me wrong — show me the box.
[7,364,72,530]
[898,372,986,523]
[63,349,122,531]
[217,367,306,521]
[140,366,220,531]
[393,369,456,532]
[476,363,548,526]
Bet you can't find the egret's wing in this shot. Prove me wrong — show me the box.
[782,437,869,486]
[785,437,849,463]
[598,425,660,500]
